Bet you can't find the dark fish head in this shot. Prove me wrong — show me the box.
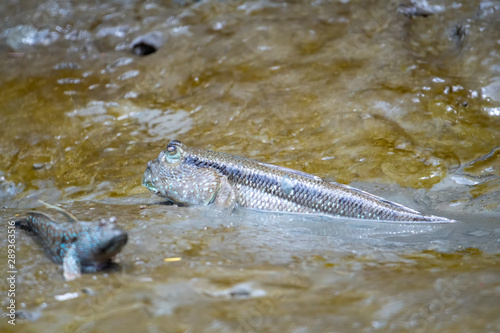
[99,219,128,257]
[141,140,220,206]
[78,218,128,264]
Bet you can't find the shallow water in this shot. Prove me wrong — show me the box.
[1,0,499,332]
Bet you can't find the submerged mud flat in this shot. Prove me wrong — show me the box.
[0,0,499,332]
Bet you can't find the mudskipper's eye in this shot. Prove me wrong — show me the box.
[167,145,177,155]
[165,143,181,162]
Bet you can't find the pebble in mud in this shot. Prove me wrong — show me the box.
[133,42,157,56]
[33,163,45,170]
[397,4,433,18]
[81,287,97,296]
[131,31,165,56]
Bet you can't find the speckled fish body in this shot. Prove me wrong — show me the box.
[15,212,128,280]
[142,140,455,223]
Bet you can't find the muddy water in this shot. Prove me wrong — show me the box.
[1,0,499,332]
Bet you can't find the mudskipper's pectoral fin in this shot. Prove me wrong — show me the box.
[212,176,236,216]
[62,245,82,281]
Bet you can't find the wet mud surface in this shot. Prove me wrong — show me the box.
[1,0,499,332]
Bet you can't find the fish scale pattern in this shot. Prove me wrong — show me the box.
[145,141,455,223]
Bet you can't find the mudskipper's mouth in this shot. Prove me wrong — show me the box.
[142,162,159,193]
[142,177,157,193]
[142,179,156,194]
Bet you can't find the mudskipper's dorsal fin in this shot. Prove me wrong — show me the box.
[256,161,323,182]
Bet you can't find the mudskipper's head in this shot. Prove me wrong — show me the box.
[142,140,186,197]
[141,140,220,206]
[78,217,128,264]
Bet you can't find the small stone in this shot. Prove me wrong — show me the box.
[229,286,251,298]
[131,31,165,56]
[54,292,79,301]
[132,42,157,56]
[397,4,434,18]
[81,287,96,296]
[33,163,45,170]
